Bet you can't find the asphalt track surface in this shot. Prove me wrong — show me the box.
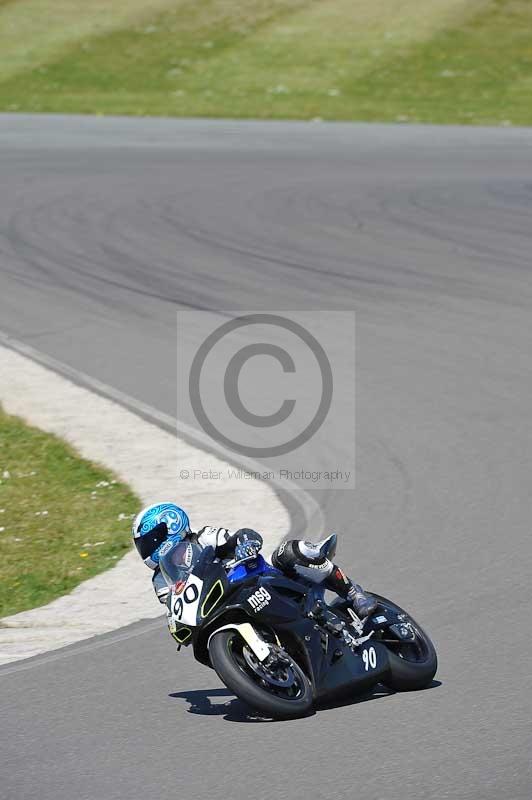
[1,115,531,800]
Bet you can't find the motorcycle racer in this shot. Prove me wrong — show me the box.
[132,502,377,618]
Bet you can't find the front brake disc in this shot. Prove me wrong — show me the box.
[242,646,295,688]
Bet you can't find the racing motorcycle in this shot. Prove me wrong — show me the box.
[160,538,438,719]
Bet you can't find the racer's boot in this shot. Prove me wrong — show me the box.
[348,583,378,618]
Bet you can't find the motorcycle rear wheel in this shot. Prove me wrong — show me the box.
[331,593,437,691]
[372,594,438,691]
[209,629,313,719]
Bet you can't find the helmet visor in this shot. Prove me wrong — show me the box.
[134,522,168,561]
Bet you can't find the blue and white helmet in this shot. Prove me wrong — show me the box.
[132,503,190,568]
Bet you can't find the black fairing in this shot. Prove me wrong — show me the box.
[186,558,391,702]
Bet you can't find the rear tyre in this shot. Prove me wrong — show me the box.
[209,629,313,719]
[372,594,438,691]
[330,593,437,691]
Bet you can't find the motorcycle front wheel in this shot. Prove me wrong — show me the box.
[209,629,313,719]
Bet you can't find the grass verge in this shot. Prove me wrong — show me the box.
[0,406,139,618]
[0,0,531,125]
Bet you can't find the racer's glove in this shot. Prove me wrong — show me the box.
[234,540,261,562]
[234,529,263,562]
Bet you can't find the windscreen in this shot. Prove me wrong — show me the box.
[159,540,200,588]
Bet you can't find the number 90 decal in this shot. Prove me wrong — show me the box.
[362,646,377,671]
[172,575,203,625]
[173,583,199,620]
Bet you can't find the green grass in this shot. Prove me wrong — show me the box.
[0,406,139,617]
[0,0,531,124]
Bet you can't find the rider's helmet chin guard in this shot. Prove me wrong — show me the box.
[132,503,190,568]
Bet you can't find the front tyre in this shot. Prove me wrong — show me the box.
[209,629,313,719]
